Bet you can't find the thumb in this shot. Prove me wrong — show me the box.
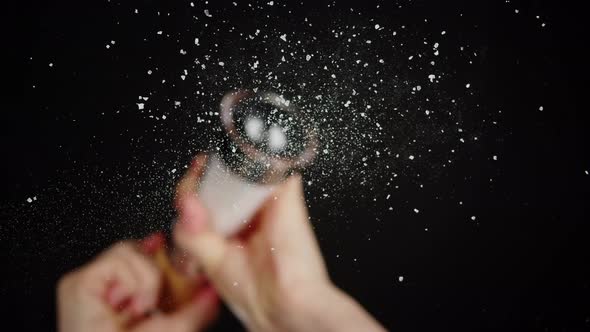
[174,228,251,316]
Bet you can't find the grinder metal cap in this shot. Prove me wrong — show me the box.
[217,89,318,184]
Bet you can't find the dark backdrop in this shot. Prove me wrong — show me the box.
[4,0,589,331]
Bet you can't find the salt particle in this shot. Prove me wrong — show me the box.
[375,24,380,29]
[441,31,446,35]
[171,168,176,173]
[137,103,144,110]
[413,208,419,213]
[162,115,166,120]
[306,54,312,61]
[204,9,212,17]
[194,38,200,45]
[466,83,471,88]
[218,61,225,66]
[471,216,476,221]
[280,34,287,41]
[539,106,544,111]
[493,155,498,161]
[398,276,404,282]
[26,197,33,203]
[409,155,415,160]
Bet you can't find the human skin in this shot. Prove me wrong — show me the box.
[56,154,387,332]
[56,237,219,332]
[173,155,387,332]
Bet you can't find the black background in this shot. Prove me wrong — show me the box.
[4,0,589,331]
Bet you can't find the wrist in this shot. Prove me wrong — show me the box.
[281,283,385,332]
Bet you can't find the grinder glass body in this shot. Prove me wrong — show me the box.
[198,90,318,236]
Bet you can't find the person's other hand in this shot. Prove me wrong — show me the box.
[173,155,386,332]
[56,235,218,332]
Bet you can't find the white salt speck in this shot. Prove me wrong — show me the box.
[416,85,422,91]
[539,106,544,111]
[306,54,312,61]
[204,9,212,17]
[194,38,200,45]
[425,110,430,115]
[441,31,446,35]
[157,30,162,35]
[585,170,589,175]
[344,100,351,107]
[428,74,436,82]
[493,155,498,161]
[174,101,181,106]
[162,115,166,120]
[268,1,274,5]
[49,63,53,67]
[218,61,225,66]
[171,168,176,173]
[280,34,287,41]
[375,24,380,29]
[413,208,419,214]
[471,216,477,221]
[398,276,404,282]
[366,40,372,44]
[409,155,415,160]
[466,83,471,88]
[26,197,33,203]
[147,70,152,75]
[515,9,519,14]
[137,103,144,110]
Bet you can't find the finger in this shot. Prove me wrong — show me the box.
[175,154,209,234]
[256,175,328,278]
[129,287,219,332]
[174,228,252,315]
[114,242,162,314]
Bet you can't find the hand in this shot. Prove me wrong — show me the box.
[56,237,219,332]
[173,155,386,332]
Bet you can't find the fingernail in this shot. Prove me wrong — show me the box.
[139,232,165,255]
[106,284,125,307]
[194,286,217,305]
